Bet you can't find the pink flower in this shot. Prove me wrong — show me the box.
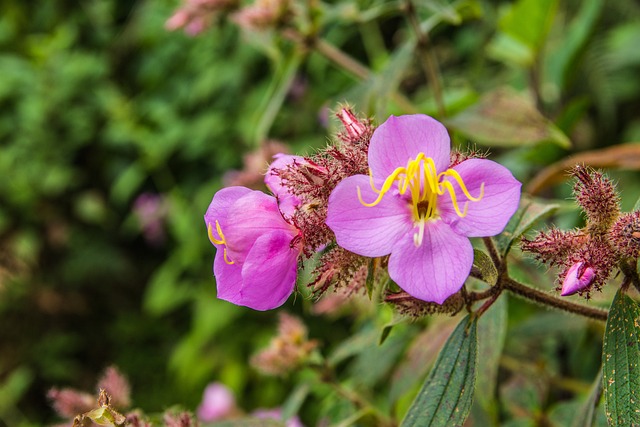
[196,383,235,422]
[326,115,521,303]
[561,262,596,296]
[205,187,302,310]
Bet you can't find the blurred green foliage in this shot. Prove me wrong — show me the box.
[1,0,640,425]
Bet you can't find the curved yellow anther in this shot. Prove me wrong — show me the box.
[208,221,235,265]
[357,152,485,229]
[358,167,406,207]
[208,222,224,245]
[439,169,484,201]
[223,248,235,265]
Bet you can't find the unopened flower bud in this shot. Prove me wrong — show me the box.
[570,166,620,231]
[336,108,368,142]
[561,262,595,296]
[610,211,640,260]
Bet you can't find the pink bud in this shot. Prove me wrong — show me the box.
[561,262,595,296]
[196,383,235,422]
[336,108,367,141]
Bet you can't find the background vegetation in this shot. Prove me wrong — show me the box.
[1,0,640,425]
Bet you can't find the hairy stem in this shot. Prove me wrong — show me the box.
[503,277,608,322]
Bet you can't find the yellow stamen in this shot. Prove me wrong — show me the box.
[357,152,484,246]
[207,221,234,265]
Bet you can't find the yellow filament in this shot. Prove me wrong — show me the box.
[207,221,235,265]
[357,153,485,230]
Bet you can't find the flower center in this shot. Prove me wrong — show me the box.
[357,152,484,246]
[207,220,235,265]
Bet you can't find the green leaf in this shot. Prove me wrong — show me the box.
[401,315,478,427]
[633,195,640,212]
[444,88,571,148]
[602,289,640,427]
[379,312,406,345]
[476,296,507,419]
[252,49,304,146]
[545,0,603,93]
[472,249,498,286]
[390,318,459,404]
[487,0,557,66]
[496,194,560,256]
[281,384,309,422]
[571,369,604,427]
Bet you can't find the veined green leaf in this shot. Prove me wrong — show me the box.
[444,88,571,148]
[401,315,478,427]
[472,249,498,286]
[602,290,640,426]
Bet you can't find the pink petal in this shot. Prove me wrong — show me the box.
[368,115,451,180]
[224,191,296,262]
[326,175,413,257]
[204,186,253,230]
[265,154,305,217]
[388,221,473,304]
[561,262,595,296]
[439,159,521,237]
[239,231,300,310]
[213,249,243,303]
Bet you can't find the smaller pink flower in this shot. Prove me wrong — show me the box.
[561,262,596,296]
[205,187,302,310]
[197,383,235,422]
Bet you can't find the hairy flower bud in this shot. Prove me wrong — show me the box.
[561,262,596,296]
[336,108,369,143]
[610,211,640,259]
[570,166,620,231]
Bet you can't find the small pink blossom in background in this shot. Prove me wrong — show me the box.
[231,0,291,32]
[252,408,304,427]
[97,366,131,409]
[561,262,596,296]
[326,114,521,304]
[133,192,168,246]
[251,313,318,375]
[204,187,302,310]
[165,0,238,36]
[47,388,95,419]
[197,382,236,422]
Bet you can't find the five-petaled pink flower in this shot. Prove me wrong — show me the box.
[326,115,521,304]
[205,187,302,310]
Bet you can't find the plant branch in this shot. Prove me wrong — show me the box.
[503,277,608,322]
[283,30,418,114]
[404,0,446,116]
